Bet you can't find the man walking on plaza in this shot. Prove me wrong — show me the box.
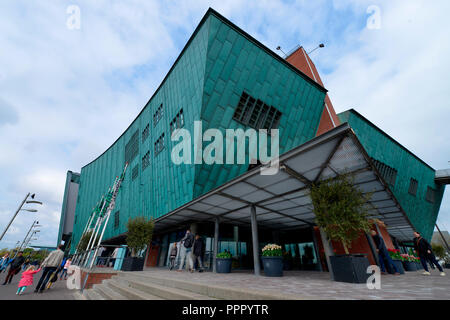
[370,230,400,275]
[34,245,65,293]
[192,234,205,273]
[413,231,445,276]
[177,229,194,272]
[2,251,25,285]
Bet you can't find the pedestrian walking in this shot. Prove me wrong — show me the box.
[177,229,194,272]
[169,242,178,270]
[2,251,25,285]
[370,230,400,275]
[413,231,446,276]
[192,234,205,273]
[0,253,10,273]
[59,258,72,280]
[16,265,41,295]
[34,245,65,293]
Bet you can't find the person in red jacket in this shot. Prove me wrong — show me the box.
[17,265,41,295]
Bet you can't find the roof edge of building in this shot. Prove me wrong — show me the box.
[339,108,436,172]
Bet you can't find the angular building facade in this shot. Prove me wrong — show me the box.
[57,170,80,251]
[69,9,329,253]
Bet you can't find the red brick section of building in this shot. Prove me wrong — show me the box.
[287,47,396,266]
[286,47,341,136]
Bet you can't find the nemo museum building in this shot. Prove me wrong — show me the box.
[64,9,448,273]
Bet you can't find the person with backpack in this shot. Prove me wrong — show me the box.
[177,229,194,272]
[192,234,205,273]
[34,245,64,293]
[413,231,445,276]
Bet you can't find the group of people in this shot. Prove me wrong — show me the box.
[169,229,205,273]
[370,229,446,276]
[1,244,73,295]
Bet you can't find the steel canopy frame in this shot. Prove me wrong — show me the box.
[152,123,416,242]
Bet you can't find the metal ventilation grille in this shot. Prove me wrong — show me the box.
[125,130,139,164]
[233,91,281,131]
[371,158,397,186]
[132,164,139,180]
[142,124,149,142]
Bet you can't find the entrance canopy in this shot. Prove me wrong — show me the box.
[154,124,415,242]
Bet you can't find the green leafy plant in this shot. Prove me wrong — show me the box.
[126,216,154,257]
[216,251,232,259]
[310,174,372,255]
[76,230,100,252]
[262,244,283,257]
[432,244,446,260]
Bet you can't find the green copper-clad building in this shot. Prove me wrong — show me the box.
[64,8,447,272]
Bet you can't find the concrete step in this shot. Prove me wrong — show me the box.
[93,282,127,300]
[120,275,216,300]
[118,272,306,300]
[84,288,106,300]
[105,278,163,300]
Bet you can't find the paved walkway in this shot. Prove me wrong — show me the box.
[0,269,76,300]
[140,267,450,300]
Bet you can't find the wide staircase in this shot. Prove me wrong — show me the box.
[76,271,301,300]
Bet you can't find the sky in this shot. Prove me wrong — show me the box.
[0,0,449,249]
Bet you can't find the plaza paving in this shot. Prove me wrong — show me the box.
[0,269,76,300]
[138,267,450,300]
[1,266,449,300]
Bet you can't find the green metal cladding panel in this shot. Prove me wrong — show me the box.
[193,14,326,197]
[70,17,210,253]
[338,110,445,242]
[70,11,327,253]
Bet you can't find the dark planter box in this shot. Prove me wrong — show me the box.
[262,256,283,277]
[216,258,232,273]
[386,259,405,274]
[402,261,417,272]
[121,257,145,271]
[329,254,370,284]
[445,263,450,269]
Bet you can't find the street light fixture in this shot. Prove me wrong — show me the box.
[307,43,325,55]
[0,193,43,241]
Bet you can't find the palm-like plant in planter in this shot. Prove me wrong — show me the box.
[122,216,154,271]
[310,174,372,283]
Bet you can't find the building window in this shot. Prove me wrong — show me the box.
[125,130,139,164]
[154,133,165,156]
[153,104,163,127]
[426,187,436,203]
[142,151,150,170]
[142,124,150,142]
[170,109,184,134]
[132,164,139,180]
[233,91,282,131]
[408,178,418,196]
[114,211,120,229]
[371,158,398,186]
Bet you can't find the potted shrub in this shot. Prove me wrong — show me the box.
[385,249,405,274]
[401,253,417,272]
[122,216,154,271]
[261,244,283,277]
[216,251,232,273]
[310,174,372,284]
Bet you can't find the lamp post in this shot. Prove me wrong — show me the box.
[307,43,325,55]
[0,193,43,241]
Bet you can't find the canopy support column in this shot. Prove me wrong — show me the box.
[250,204,260,276]
[319,228,334,280]
[213,217,219,273]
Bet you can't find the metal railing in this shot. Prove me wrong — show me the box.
[72,244,128,293]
